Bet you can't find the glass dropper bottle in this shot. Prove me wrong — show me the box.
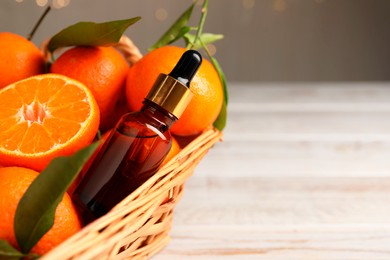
[72,50,203,224]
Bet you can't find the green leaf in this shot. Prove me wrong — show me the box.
[149,3,195,51]
[0,240,25,259]
[210,56,228,131]
[14,142,100,254]
[48,17,141,53]
[188,0,208,49]
[184,33,224,50]
[213,98,227,131]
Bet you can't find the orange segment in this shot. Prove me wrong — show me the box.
[0,73,100,171]
[0,88,24,109]
[18,123,54,154]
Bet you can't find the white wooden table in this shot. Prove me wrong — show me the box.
[156,83,390,259]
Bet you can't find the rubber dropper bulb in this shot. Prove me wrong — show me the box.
[169,50,203,87]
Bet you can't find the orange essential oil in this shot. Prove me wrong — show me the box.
[72,50,202,223]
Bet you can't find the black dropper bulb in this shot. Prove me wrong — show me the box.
[169,50,202,87]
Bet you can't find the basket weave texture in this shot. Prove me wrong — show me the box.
[42,128,222,259]
[40,36,223,259]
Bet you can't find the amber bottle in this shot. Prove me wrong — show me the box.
[72,50,202,224]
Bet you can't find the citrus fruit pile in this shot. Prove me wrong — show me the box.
[0,27,223,254]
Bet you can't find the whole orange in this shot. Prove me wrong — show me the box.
[0,167,81,255]
[0,32,45,89]
[51,46,129,131]
[126,46,223,136]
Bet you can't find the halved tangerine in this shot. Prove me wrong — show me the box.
[0,74,100,171]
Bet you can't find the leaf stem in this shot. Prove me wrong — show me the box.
[27,6,51,41]
[189,0,208,49]
[199,38,212,59]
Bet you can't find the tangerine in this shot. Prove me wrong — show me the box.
[0,32,45,89]
[0,73,100,171]
[126,46,223,136]
[51,46,129,131]
[0,166,81,255]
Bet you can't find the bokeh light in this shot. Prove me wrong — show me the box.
[36,0,48,7]
[155,8,168,21]
[16,0,71,8]
[52,0,70,9]
[242,0,255,10]
[273,0,287,12]
[207,44,217,56]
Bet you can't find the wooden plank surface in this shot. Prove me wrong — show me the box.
[155,83,390,259]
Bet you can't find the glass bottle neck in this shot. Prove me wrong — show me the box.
[141,99,177,130]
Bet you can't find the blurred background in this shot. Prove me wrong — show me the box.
[1,0,390,82]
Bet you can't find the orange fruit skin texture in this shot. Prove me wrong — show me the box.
[0,167,81,255]
[0,32,45,89]
[51,46,129,131]
[0,74,100,171]
[126,46,223,136]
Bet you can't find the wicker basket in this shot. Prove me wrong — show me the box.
[40,36,224,259]
[42,128,222,259]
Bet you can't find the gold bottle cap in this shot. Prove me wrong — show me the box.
[146,74,193,119]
